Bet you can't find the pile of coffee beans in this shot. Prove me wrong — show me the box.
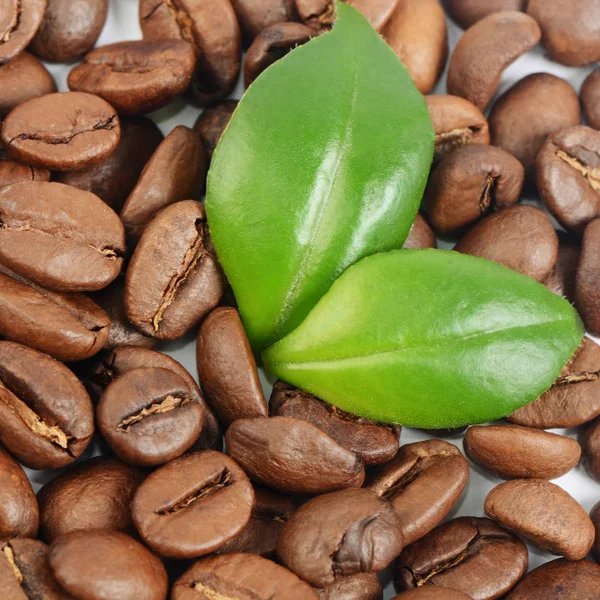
[0,0,599,598]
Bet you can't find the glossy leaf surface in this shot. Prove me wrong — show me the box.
[206,3,434,351]
[263,250,584,427]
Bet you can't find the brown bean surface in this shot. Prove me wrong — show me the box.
[577,219,600,336]
[232,0,299,44]
[582,68,600,130]
[316,573,383,600]
[296,0,398,32]
[0,154,50,187]
[193,100,238,163]
[443,0,525,29]
[543,232,580,303]
[403,213,436,249]
[392,589,474,600]
[582,417,600,482]
[591,501,600,562]
[0,0,46,65]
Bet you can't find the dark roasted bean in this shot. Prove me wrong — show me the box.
[443,0,525,29]
[582,68,600,130]
[296,0,398,32]
[576,219,600,335]
[193,100,237,163]
[316,573,383,600]
[403,213,437,249]
[232,0,299,45]
[543,231,580,302]
[591,502,600,562]
[0,0,46,65]
[581,416,600,482]
[0,153,50,187]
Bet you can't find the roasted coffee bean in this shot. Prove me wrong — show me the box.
[0,443,38,538]
[172,553,319,600]
[126,201,225,339]
[0,181,125,292]
[443,0,525,29]
[577,219,600,335]
[394,517,527,600]
[425,94,490,163]
[30,0,108,62]
[0,52,56,117]
[543,232,580,302]
[277,488,403,588]
[131,451,254,558]
[422,426,468,437]
[68,40,196,115]
[244,22,314,87]
[0,538,67,600]
[527,0,600,66]
[0,154,50,187]
[582,68,600,130]
[537,126,600,232]
[509,336,600,428]
[455,204,558,282]
[0,341,94,470]
[83,346,222,451]
[382,0,448,94]
[1,91,120,171]
[49,530,168,600]
[0,263,110,361]
[270,381,400,466]
[98,367,204,466]
[193,100,237,163]
[403,213,436,249]
[120,125,205,245]
[296,0,398,32]
[316,573,382,600]
[485,478,595,560]
[506,558,600,600]
[0,0,46,65]
[591,502,600,562]
[226,416,365,495]
[139,0,241,106]
[365,440,469,547]
[232,0,299,45]
[196,307,268,426]
[489,73,581,177]
[464,424,581,480]
[392,589,473,600]
[217,485,295,558]
[425,144,524,236]
[57,117,163,213]
[38,456,144,543]
[581,416,600,481]
[447,11,541,111]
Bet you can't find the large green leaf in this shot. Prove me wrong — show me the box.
[206,3,434,351]
[263,250,584,427]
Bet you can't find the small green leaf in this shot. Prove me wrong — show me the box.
[263,250,584,428]
[206,3,434,351]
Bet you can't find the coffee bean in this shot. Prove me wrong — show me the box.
[485,478,595,560]
[296,0,397,32]
[226,416,365,495]
[126,201,225,339]
[527,0,600,66]
[537,126,600,232]
[316,573,382,600]
[0,181,125,292]
[98,367,204,466]
[581,416,600,482]
[421,426,468,437]
[394,517,527,600]
[193,100,237,163]
[49,530,168,600]
[392,589,474,600]
[270,381,400,466]
[37,456,144,543]
[131,451,254,558]
[1,91,120,171]
[172,553,319,600]
[506,558,600,600]
[0,52,56,117]
[464,424,581,480]
[0,538,67,600]
[139,0,241,106]
[0,0,46,65]
[509,336,600,428]
[577,219,600,335]
[30,0,108,63]
[365,440,469,546]
[277,488,403,588]
[57,117,163,213]
[591,502,600,562]
[543,231,580,303]
[196,307,268,426]
[455,204,558,282]
[0,341,94,470]
[582,68,600,130]
[383,0,448,94]
[68,40,196,115]
[232,0,299,45]
[0,154,50,187]
[425,94,490,163]
[489,73,580,177]
[403,213,436,249]
[120,125,206,246]
[244,22,314,87]
[443,0,525,29]
[425,144,524,236]
[447,11,541,111]
[0,443,38,538]
[83,346,223,451]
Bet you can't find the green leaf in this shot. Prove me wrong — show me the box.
[206,3,434,351]
[263,250,584,428]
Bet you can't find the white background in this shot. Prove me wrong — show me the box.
[30,1,600,597]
